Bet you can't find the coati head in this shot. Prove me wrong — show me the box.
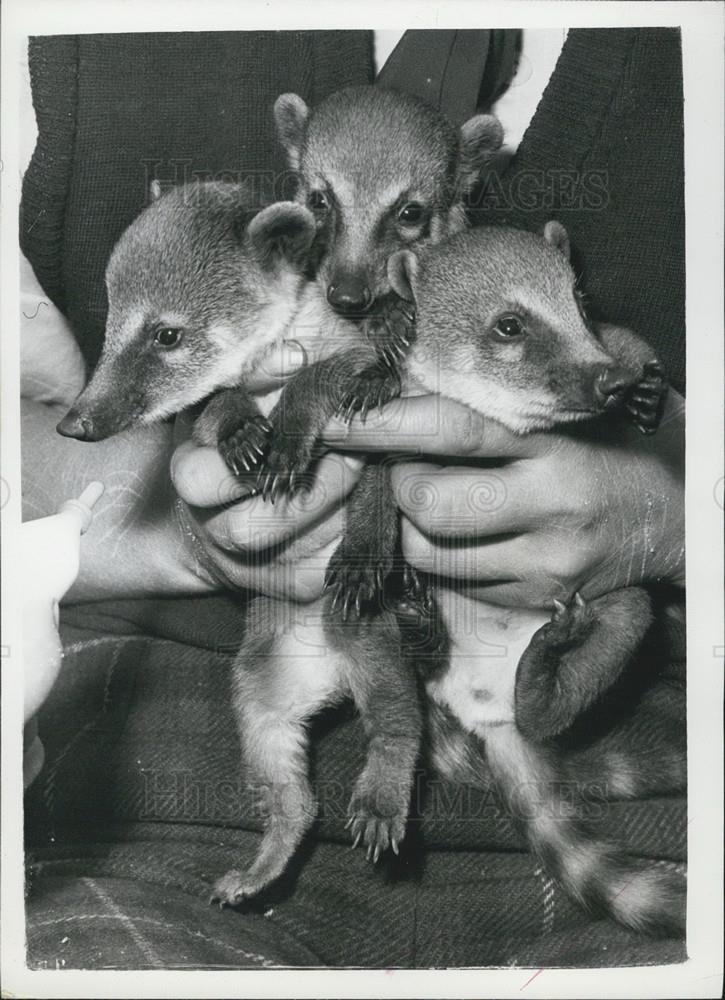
[274,85,503,316]
[57,182,316,441]
[388,221,636,434]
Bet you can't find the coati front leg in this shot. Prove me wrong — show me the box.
[326,356,414,615]
[359,292,416,369]
[192,387,271,475]
[256,347,378,502]
[595,322,668,434]
[324,462,399,619]
[514,587,653,742]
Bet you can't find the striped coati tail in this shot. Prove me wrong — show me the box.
[426,701,493,790]
[484,724,686,937]
[428,697,686,802]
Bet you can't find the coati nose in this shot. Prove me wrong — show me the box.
[594,366,632,407]
[56,409,96,441]
[326,277,372,315]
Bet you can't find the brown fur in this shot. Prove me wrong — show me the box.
[57,184,318,441]
[275,85,503,310]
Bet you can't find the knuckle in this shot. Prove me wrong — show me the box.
[547,546,590,585]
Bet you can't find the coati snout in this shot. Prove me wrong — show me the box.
[274,86,504,315]
[57,184,317,441]
[388,220,640,433]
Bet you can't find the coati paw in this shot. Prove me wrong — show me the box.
[402,564,434,614]
[346,790,408,863]
[336,362,402,424]
[256,435,317,503]
[209,868,268,908]
[361,297,416,368]
[533,592,596,651]
[218,415,272,476]
[324,549,393,620]
[625,360,668,435]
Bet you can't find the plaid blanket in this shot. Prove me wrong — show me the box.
[25,594,687,969]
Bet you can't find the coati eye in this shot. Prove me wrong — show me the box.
[307,190,329,214]
[398,202,425,226]
[154,327,183,349]
[492,315,525,340]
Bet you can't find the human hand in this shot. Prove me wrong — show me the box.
[323,390,685,609]
[170,338,365,602]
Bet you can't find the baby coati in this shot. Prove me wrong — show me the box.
[56,86,504,911]
[275,85,502,320]
[226,220,683,936]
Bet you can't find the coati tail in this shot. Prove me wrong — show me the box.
[484,724,686,937]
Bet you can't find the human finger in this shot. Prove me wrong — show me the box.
[391,461,542,538]
[195,451,364,553]
[401,517,593,596]
[323,394,540,459]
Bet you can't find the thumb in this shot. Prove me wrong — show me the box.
[244,339,311,392]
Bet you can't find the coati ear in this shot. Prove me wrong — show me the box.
[149,179,163,203]
[543,221,571,260]
[458,114,504,193]
[246,201,316,270]
[274,93,310,172]
[387,249,419,303]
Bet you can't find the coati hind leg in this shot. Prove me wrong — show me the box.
[329,609,422,861]
[211,597,344,906]
[515,588,653,742]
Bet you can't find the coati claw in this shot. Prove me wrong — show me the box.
[218,415,272,478]
[337,362,402,424]
[209,868,269,908]
[403,564,434,613]
[325,557,392,620]
[623,359,668,435]
[543,593,596,647]
[347,789,406,865]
